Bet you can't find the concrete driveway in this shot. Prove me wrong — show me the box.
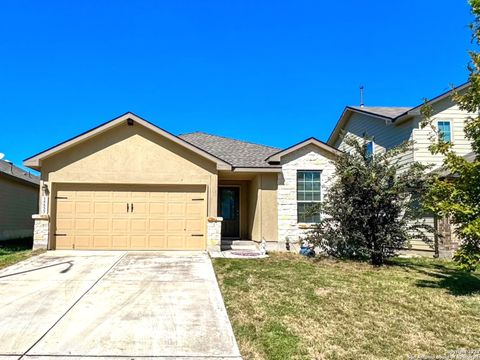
[0,251,241,360]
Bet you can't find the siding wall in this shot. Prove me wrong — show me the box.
[332,100,475,254]
[334,112,415,167]
[412,97,473,168]
[0,175,39,240]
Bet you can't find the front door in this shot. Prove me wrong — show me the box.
[218,187,240,238]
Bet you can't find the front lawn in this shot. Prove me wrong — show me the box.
[0,239,45,270]
[213,253,480,360]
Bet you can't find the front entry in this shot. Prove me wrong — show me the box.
[218,187,240,238]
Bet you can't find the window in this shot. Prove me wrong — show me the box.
[438,121,452,142]
[366,140,375,156]
[297,170,321,223]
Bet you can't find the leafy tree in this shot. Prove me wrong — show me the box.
[420,0,480,271]
[306,136,433,266]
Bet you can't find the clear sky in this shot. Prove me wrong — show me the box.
[0,0,474,170]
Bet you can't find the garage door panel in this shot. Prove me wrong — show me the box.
[149,235,167,248]
[166,219,185,232]
[94,202,111,215]
[186,219,203,232]
[75,202,92,214]
[112,192,130,200]
[54,186,205,250]
[131,202,147,216]
[167,235,184,249]
[149,192,167,200]
[56,218,73,231]
[112,202,128,214]
[74,235,92,249]
[187,235,205,249]
[150,203,166,216]
[56,235,73,249]
[112,235,129,248]
[74,219,92,231]
[150,219,166,231]
[167,203,185,216]
[93,219,110,231]
[131,219,147,231]
[56,202,74,218]
[93,235,111,248]
[167,192,185,201]
[75,191,94,199]
[131,235,147,249]
[112,219,129,232]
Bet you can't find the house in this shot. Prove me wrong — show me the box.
[0,159,40,241]
[24,112,341,251]
[327,83,473,256]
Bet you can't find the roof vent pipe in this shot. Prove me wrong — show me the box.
[360,85,365,107]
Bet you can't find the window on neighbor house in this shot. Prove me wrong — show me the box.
[297,170,321,223]
[438,121,452,143]
[366,140,375,156]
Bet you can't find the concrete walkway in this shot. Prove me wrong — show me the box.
[0,251,241,359]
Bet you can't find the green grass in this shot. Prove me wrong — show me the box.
[0,247,45,270]
[213,253,480,360]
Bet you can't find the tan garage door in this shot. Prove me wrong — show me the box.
[54,185,206,250]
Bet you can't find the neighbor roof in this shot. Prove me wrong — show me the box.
[327,82,470,146]
[348,106,412,119]
[179,132,281,168]
[0,159,39,186]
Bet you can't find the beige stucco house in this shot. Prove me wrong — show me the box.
[328,83,473,256]
[0,159,39,241]
[24,112,341,252]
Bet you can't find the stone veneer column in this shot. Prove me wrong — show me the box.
[32,214,49,249]
[207,216,223,253]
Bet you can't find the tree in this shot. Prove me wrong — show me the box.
[420,0,480,271]
[306,136,433,266]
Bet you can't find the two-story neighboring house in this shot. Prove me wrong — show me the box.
[327,83,473,256]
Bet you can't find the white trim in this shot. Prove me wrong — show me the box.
[233,167,282,173]
[296,169,322,224]
[436,119,453,143]
[267,138,342,162]
[24,112,232,171]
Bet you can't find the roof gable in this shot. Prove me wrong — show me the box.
[327,106,412,146]
[266,137,342,163]
[327,82,470,146]
[24,113,232,171]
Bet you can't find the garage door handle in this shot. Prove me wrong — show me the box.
[191,234,203,237]
[127,203,129,212]
[131,203,134,212]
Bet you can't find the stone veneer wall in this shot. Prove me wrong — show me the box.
[32,214,49,249]
[207,217,223,253]
[277,144,336,246]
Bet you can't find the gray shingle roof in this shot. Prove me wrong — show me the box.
[179,132,280,168]
[349,106,412,119]
[0,159,40,186]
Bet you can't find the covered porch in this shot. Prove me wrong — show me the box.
[215,170,278,249]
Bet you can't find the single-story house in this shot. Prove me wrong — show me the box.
[24,112,341,251]
[0,159,39,241]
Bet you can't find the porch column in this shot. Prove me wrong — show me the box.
[207,216,223,253]
[32,214,49,249]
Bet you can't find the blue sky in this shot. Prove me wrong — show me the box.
[0,0,474,170]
